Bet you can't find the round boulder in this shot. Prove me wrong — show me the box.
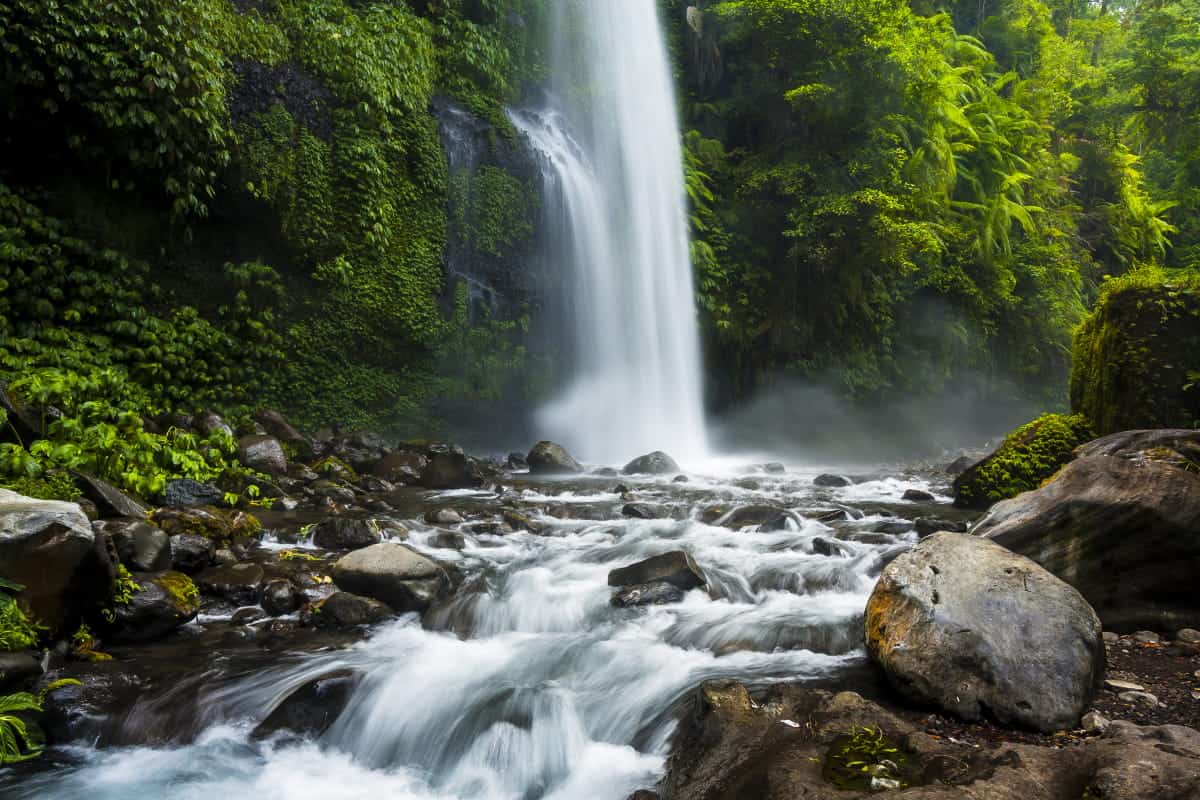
[106,571,201,643]
[622,451,680,475]
[238,435,288,477]
[331,542,450,613]
[526,441,583,475]
[865,532,1104,732]
[311,517,382,551]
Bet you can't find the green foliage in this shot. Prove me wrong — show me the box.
[449,167,538,259]
[0,367,249,498]
[953,413,1094,508]
[0,679,81,764]
[111,565,141,608]
[0,580,42,653]
[70,623,112,662]
[0,470,80,502]
[157,572,201,613]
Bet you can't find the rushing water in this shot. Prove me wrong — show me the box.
[512,0,708,465]
[3,460,966,800]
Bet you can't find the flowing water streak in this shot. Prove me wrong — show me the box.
[514,0,708,465]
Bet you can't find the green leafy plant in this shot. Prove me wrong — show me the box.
[0,679,82,764]
[822,725,910,791]
[279,549,321,562]
[69,623,112,662]
[0,579,42,652]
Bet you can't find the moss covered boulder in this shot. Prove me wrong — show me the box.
[1071,270,1200,435]
[953,414,1094,509]
[105,571,201,643]
[149,506,262,546]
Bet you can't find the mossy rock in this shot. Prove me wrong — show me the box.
[149,506,262,545]
[1070,269,1200,435]
[953,414,1094,509]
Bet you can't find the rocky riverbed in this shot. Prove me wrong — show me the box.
[1,430,1197,799]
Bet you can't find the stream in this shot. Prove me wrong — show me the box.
[3,456,975,800]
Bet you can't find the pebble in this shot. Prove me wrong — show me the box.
[1104,678,1146,692]
[1080,710,1110,734]
[1132,630,1161,644]
[1118,690,1160,708]
[1176,628,1200,644]
[1102,631,1119,644]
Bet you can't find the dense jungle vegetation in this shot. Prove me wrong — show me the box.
[0,0,1197,500]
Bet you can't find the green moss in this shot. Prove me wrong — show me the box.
[1070,267,1200,435]
[0,471,80,502]
[953,413,1095,509]
[156,572,201,614]
[449,166,538,259]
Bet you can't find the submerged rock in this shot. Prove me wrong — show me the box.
[253,669,360,740]
[526,440,584,474]
[622,502,667,520]
[622,451,680,475]
[866,532,1104,732]
[608,551,706,591]
[611,581,685,607]
[261,579,301,616]
[331,543,450,613]
[972,434,1200,632]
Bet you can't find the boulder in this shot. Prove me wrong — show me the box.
[261,579,300,616]
[501,509,544,533]
[238,435,288,477]
[196,562,265,605]
[865,532,1104,732]
[901,488,935,503]
[98,518,171,572]
[811,536,850,557]
[608,551,706,591]
[0,489,102,633]
[253,669,360,739]
[506,452,530,471]
[420,444,484,489]
[424,508,464,525]
[371,451,427,483]
[311,517,382,551]
[972,446,1200,632]
[953,414,1094,509]
[526,441,583,474]
[253,409,313,459]
[1070,272,1200,435]
[611,581,685,607]
[105,571,200,643]
[622,502,668,520]
[70,472,148,519]
[622,451,680,475]
[150,506,261,545]
[169,533,215,574]
[331,543,450,613]
[193,411,234,439]
[712,505,798,531]
[308,592,392,629]
[813,474,850,488]
[159,479,225,508]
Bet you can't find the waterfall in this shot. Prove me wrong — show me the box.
[512,0,708,465]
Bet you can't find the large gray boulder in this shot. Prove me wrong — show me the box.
[238,435,288,477]
[71,472,148,519]
[865,532,1104,732]
[0,489,101,633]
[331,543,449,613]
[622,451,680,475]
[526,441,583,474]
[973,435,1200,632]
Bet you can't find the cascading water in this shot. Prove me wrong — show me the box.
[513,0,709,465]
